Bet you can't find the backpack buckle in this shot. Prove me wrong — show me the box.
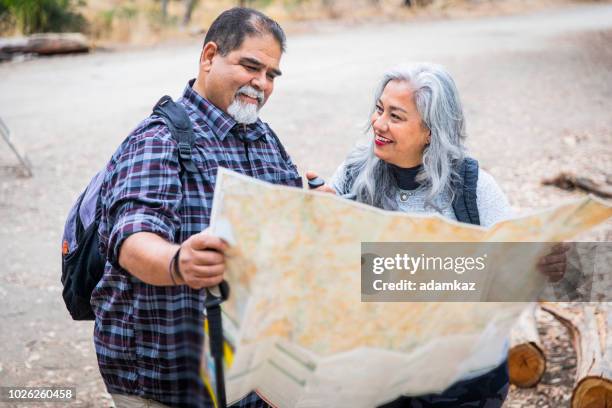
[178,141,191,159]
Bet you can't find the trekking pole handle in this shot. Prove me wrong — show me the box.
[205,280,230,307]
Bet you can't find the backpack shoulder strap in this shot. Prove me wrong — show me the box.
[452,157,481,225]
[152,95,197,173]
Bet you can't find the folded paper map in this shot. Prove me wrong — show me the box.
[208,168,612,407]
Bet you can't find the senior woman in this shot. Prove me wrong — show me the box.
[323,63,512,227]
[307,63,567,407]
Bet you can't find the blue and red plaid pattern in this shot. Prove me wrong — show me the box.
[91,80,301,408]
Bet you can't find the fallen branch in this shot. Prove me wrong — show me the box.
[0,117,33,177]
[542,172,612,199]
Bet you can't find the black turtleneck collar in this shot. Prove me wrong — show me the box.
[390,163,423,190]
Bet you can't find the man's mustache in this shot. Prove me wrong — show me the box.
[235,86,264,106]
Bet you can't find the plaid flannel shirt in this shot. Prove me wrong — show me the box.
[91,80,302,407]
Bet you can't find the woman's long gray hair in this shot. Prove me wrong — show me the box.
[342,63,467,211]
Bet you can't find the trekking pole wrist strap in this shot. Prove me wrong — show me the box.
[169,246,183,285]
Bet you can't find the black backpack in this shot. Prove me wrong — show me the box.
[60,95,197,320]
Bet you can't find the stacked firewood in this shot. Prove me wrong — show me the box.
[508,241,611,406]
[509,302,611,407]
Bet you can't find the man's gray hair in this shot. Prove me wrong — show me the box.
[341,63,467,211]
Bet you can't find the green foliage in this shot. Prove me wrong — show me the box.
[97,3,139,26]
[89,2,141,40]
[115,3,137,20]
[0,1,11,28]
[0,0,87,34]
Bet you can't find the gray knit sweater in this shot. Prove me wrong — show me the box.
[330,166,514,227]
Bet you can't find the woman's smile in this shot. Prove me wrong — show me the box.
[374,133,393,146]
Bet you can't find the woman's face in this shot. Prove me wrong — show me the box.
[371,80,430,168]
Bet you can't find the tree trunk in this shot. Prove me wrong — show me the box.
[160,0,169,19]
[509,304,546,388]
[404,0,433,6]
[183,0,198,26]
[541,303,612,408]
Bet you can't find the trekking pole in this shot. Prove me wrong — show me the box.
[205,281,230,408]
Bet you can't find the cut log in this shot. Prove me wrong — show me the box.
[0,37,29,54]
[509,304,546,388]
[0,33,88,57]
[26,33,89,55]
[541,303,612,408]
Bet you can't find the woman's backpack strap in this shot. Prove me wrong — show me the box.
[452,157,481,226]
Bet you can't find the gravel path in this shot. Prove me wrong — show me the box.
[0,2,611,406]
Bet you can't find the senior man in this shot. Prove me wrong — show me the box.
[91,8,300,408]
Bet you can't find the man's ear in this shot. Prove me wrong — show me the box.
[200,42,219,72]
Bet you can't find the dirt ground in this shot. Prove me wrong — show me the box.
[0,2,611,407]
